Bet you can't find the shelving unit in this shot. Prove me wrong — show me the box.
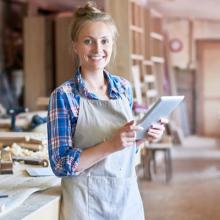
[105,0,145,104]
[129,1,145,105]
[104,0,131,81]
[143,7,157,105]
[149,9,165,97]
[106,1,166,106]
[129,0,144,72]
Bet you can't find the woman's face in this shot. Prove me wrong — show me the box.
[73,21,113,73]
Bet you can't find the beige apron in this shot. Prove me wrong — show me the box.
[60,95,145,220]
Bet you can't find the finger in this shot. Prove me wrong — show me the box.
[123,122,143,132]
[150,123,165,131]
[121,132,136,140]
[122,120,135,132]
[159,118,169,124]
[126,131,136,138]
[147,130,163,140]
[132,125,144,131]
[147,130,162,137]
[124,120,135,127]
[148,127,164,135]
[122,137,136,147]
[125,125,144,132]
[125,137,136,142]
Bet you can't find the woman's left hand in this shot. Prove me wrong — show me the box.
[146,118,168,143]
[136,118,168,146]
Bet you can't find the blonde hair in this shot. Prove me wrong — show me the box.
[70,1,118,70]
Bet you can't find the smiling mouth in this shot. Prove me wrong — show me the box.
[89,55,105,61]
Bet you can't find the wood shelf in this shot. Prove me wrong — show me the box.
[150,32,164,41]
[131,54,144,60]
[105,1,166,105]
[151,56,165,63]
[130,25,144,33]
[144,74,156,83]
[143,60,153,66]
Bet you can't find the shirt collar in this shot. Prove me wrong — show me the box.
[73,68,122,99]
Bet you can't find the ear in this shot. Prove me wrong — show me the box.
[72,42,78,54]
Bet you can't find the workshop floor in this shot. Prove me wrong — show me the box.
[138,136,220,220]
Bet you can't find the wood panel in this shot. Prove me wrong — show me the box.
[105,2,166,106]
[105,0,131,81]
[175,68,196,135]
[163,19,189,69]
[196,40,220,137]
[55,15,74,86]
[24,16,53,111]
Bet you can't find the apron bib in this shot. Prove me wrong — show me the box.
[60,96,145,220]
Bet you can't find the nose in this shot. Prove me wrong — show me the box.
[93,41,102,53]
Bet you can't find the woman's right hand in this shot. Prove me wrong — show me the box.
[108,120,142,151]
[76,120,143,172]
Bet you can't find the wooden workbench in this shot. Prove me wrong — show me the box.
[0,163,61,220]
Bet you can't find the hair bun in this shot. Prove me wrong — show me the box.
[75,1,102,17]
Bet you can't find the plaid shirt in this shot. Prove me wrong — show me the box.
[47,68,133,176]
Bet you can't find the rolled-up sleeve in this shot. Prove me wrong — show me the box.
[47,89,81,177]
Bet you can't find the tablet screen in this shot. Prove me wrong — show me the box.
[136,96,184,140]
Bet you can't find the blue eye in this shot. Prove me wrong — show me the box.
[84,39,92,45]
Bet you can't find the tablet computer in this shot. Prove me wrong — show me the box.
[136,96,184,140]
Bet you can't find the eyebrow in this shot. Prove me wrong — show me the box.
[83,35,112,39]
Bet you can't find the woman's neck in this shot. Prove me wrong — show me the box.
[81,68,109,100]
[81,68,106,91]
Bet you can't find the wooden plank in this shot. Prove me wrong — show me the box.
[132,65,142,104]
[150,32,164,41]
[55,15,74,86]
[24,17,53,111]
[105,0,131,81]
[143,8,151,60]
[131,54,144,60]
[130,25,144,33]
[151,56,165,63]
[0,132,44,145]
[0,150,13,174]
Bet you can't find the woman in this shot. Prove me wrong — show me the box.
[47,2,166,220]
